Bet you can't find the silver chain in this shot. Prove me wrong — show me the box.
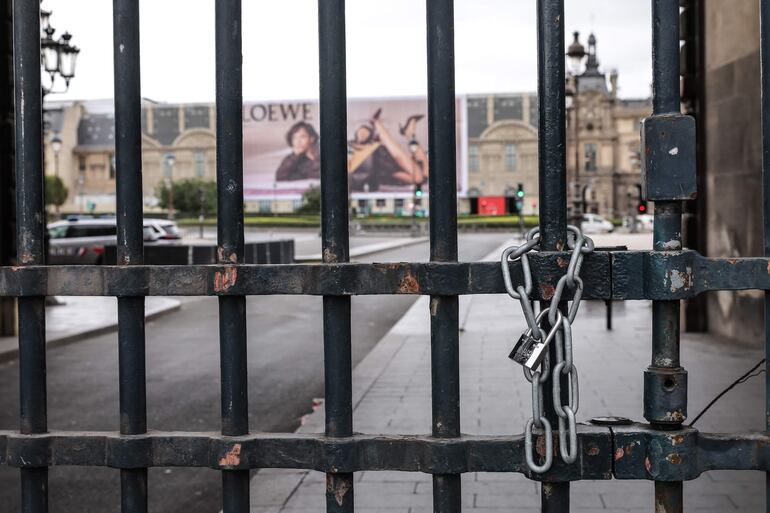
[501,225,594,473]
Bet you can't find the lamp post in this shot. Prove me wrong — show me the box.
[165,153,176,220]
[50,133,62,216]
[408,136,420,236]
[566,31,587,220]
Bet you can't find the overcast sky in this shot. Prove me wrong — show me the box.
[42,0,652,104]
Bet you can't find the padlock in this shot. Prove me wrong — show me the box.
[508,330,546,370]
[508,309,563,371]
[509,332,548,371]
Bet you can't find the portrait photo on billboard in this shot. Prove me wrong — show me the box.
[242,97,464,199]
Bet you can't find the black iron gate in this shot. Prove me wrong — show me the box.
[3,0,770,512]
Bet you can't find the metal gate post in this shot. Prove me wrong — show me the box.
[536,0,569,511]
[216,1,250,510]
[13,0,48,511]
[318,2,355,513]
[645,1,690,512]
[760,2,770,512]
[426,1,461,513]
[113,0,148,511]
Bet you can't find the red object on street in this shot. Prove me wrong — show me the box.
[478,196,506,215]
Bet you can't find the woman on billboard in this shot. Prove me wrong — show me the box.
[274,121,321,181]
[347,109,428,192]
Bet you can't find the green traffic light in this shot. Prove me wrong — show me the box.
[415,190,423,197]
[516,190,524,198]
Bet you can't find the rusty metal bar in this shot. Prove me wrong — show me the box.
[760,0,770,510]
[13,0,48,510]
[113,0,148,510]
[648,1,686,511]
[215,0,249,511]
[2,425,767,479]
[536,0,569,510]
[426,1,461,512]
[10,250,770,299]
[318,2,354,513]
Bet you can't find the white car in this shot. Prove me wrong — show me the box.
[635,214,654,232]
[579,213,614,234]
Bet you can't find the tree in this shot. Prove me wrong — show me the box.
[45,175,68,214]
[156,179,217,218]
[297,185,321,214]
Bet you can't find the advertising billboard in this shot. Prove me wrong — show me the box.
[242,97,465,199]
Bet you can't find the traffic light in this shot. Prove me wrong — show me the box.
[638,200,648,214]
[415,184,423,198]
[516,183,525,199]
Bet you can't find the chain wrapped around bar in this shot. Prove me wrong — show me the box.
[501,225,594,473]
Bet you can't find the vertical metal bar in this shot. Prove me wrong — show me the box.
[216,1,249,511]
[536,0,569,511]
[760,2,770,512]
[318,2,354,513]
[426,1,460,513]
[13,0,48,511]
[649,1,683,512]
[113,1,148,511]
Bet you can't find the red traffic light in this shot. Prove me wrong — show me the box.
[638,204,647,213]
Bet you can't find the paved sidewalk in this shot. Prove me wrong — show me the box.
[0,296,180,362]
[249,239,765,513]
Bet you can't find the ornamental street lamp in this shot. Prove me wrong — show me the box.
[165,153,176,220]
[40,2,80,96]
[565,31,587,219]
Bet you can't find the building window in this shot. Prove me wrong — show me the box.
[505,144,517,171]
[394,198,405,208]
[109,154,116,179]
[375,198,386,207]
[292,199,303,211]
[258,200,272,213]
[469,145,479,172]
[79,156,86,171]
[584,143,597,171]
[195,151,205,177]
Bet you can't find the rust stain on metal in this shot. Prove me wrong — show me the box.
[556,257,569,269]
[614,447,624,460]
[644,456,652,474]
[670,435,685,445]
[214,267,238,292]
[767,260,770,274]
[663,409,685,423]
[536,434,546,457]
[727,258,739,265]
[327,475,352,506]
[667,267,692,293]
[666,453,682,465]
[587,446,600,456]
[218,443,241,466]
[399,271,420,294]
[540,283,555,300]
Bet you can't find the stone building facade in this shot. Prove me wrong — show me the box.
[465,34,650,218]
[43,35,648,219]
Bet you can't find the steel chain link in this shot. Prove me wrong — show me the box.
[501,225,594,473]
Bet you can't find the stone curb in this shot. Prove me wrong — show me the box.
[295,237,429,262]
[0,298,181,364]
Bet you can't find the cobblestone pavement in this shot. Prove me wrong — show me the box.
[249,236,765,513]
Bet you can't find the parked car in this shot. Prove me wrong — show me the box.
[47,217,182,264]
[579,213,614,234]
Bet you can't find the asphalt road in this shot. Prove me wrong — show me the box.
[0,233,510,513]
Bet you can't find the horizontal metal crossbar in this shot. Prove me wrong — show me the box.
[1,250,769,300]
[1,425,766,481]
